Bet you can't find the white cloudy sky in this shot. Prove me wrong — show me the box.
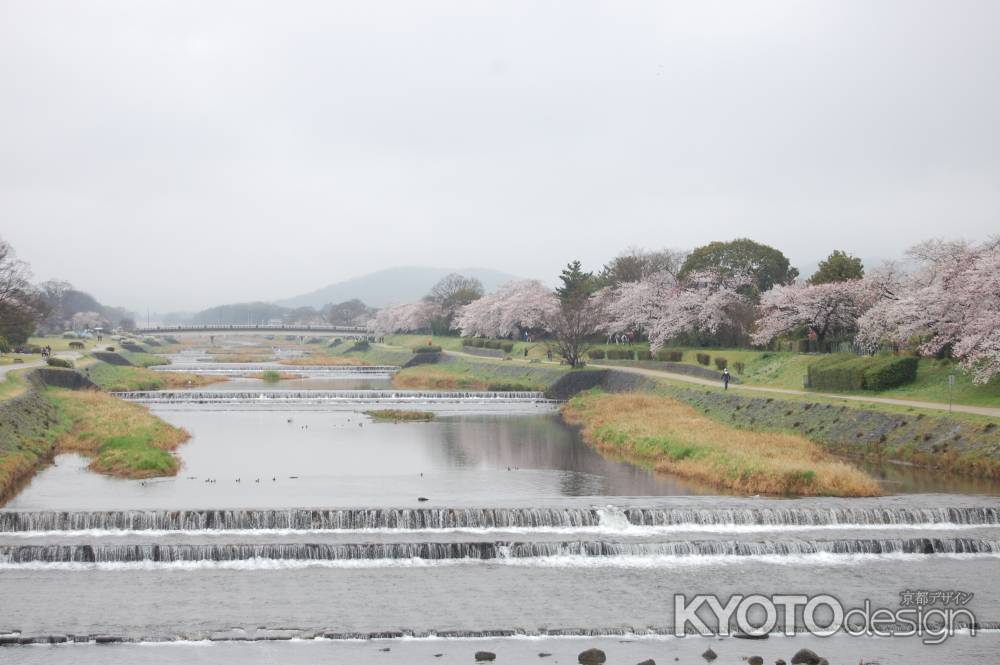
[1,1,997,312]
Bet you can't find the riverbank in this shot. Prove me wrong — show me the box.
[370,346,1000,487]
[85,362,224,391]
[47,388,190,479]
[562,390,882,496]
[0,367,196,506]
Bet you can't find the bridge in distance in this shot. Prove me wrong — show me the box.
[135,324,369,336]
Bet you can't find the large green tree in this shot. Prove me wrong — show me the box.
[679,238,798,294]
[808,250,864,284]
[549,260,598,367]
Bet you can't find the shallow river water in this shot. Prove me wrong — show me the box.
[2,375,999,664]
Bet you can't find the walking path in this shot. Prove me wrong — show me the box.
[606,364,1000,419]
[438,348,1000,419]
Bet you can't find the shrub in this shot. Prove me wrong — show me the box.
[69,341,85,349]
[733,361,745,375]
[413,345,442,354]
[863,356,919,391]
[0,336,9,353]
[806,354,919,392]
[487,382,536,392]
[636,350,652,360]
[606,349,634,360]
[62,332,77,339]
[350,340,370,351]
[328,338,342,348]
[500,342,514,353]
[714,357,728,370]
[105,346,116,352]
[260,370,282,382]
[587,349,606,360]
[46,357,74,369]
[656,349,683,362]
[696,353,711,366]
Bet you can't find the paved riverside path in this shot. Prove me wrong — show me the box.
[434,347,1000,420]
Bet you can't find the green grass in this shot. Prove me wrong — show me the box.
[259,370,282,382]
[46,388,188,478]
[364,409,435,422]
[87,362,221,392]
[28,335,94,352]
[121,352,171,368]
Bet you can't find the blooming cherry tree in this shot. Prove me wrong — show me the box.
[752,278,874,347]
[454,280,558,338]
[856,239,1000,383]
[368,300,442,336]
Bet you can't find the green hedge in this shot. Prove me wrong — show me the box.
[46,357,74,369]
[714,357,728,370]
[656,350,683,362]
[696,353,711,366]
[464,338,513,353]
[587,349,606,359]
[807,355,919,392]
[636,350,652,360]
[606,349,634,360]
[413,345,442,354]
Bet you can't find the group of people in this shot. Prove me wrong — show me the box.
[606,332,636,345]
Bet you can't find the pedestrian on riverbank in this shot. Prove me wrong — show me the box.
[722,368,730,390]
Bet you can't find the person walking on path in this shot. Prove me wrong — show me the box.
[722,368,731,390]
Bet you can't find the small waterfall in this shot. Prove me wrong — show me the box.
[111,390,554,404]
[151,364,400,375]
[2,538,997,564]
[3,506,997,533]
[622,506,1000,527]
[0,508,601,532]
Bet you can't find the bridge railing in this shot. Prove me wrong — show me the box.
[135,324,369,334]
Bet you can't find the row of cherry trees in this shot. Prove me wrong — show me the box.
[369,239,1000,381]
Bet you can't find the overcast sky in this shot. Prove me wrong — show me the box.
[2,1,998,312]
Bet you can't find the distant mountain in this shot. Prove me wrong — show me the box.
[275,267,521,309]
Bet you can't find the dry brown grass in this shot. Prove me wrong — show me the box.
[562,391,881,497]
[392,367,490,390]
[49,389,190,479]
[279,356,365,366]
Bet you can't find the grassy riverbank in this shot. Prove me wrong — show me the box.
[86,363,223,391]
[365,409,435,422]
[47,388,189,478]
[391,356,562,391]
[562,390,882,496]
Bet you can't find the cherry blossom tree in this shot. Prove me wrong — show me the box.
[856,239,1000,383]
[454,280,557,339]
[368,300,442,336]
[751,278,875,347]
[599,269,752,351]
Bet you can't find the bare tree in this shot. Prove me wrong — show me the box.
[426,273,484,333]
[0,238,48,344]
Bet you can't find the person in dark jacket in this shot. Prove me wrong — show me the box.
[722,368,731,390]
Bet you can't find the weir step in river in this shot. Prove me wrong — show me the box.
[152,364,400,375]
[3,505,999,532]
[2,537,998,564]
[110,390,555,404]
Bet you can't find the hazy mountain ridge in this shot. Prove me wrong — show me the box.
[275,266,521,309]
